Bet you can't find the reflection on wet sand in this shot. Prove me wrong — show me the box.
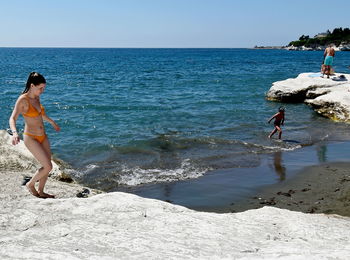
[317,144,328,162]
[163,183,175,202]
[273,151,286,181]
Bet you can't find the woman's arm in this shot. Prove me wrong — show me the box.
[42,113,60,132]
[9,97,25,145]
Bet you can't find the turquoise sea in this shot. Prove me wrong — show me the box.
[1,48,350,210]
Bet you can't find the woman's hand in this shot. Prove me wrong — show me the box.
[52,122,61,132]
[12,133,20,145]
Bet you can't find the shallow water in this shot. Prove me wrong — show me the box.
[1,48,350,196]
[120,140,350,211]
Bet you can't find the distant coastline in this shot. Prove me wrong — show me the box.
[255,27,350,51]
[254,44,350,51]
[253,45,284,50]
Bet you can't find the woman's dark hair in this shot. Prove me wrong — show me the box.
[22,72,46,94]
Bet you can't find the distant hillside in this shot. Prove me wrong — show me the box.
[288,27,350,47]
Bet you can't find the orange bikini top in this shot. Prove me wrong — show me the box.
[22,95,45,118]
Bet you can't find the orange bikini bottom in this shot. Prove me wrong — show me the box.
[24,132,47,144]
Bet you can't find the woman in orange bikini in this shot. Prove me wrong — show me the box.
[9,72,60,198]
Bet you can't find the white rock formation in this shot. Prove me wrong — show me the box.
[284,45,348,51]
[284,45,320,51]
[305,84,350,121]
[1,130,350,259]
[1,192,350,259]
[266,73,350,121]
[0,130,72,181]
[339,43,350,51]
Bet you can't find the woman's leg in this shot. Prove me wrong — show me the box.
[37,137,55,198]
[24,135,53,198]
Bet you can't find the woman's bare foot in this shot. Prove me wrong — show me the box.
[38,192,55,199]
[26,183,40,197]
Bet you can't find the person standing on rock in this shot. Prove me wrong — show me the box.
[322,44,335,78]
[9,72,60,198]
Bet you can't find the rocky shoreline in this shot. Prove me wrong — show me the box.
[1,130,350,258]
[254,44,350,51]
[285,44,350,51]
[266,72,350,121]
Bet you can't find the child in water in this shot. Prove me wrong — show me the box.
[268,106,285,139]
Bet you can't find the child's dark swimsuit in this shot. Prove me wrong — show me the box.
[274,119,282,127]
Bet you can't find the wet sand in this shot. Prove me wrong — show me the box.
[226,162,350,216]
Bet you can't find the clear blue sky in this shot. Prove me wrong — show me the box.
[1,0,349,48]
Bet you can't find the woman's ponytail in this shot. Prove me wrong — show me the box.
[22,72,46,94]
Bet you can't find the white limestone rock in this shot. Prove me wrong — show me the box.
[305,83,350,121]
[267,73,350,121]
[339,43,350,51]
[284,45,348,51]
[266,73,346,101]
[305,87,331,99]
[0,130,73,182]
[0,192,350,259]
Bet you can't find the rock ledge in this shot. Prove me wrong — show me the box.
[266,73,350,121]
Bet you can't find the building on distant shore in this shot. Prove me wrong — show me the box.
[253,45,283,49]
[314,32,330,39]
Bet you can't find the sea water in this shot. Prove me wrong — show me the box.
[1,48,350,208]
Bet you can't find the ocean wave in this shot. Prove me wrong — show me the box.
[1,126,308,190]
[117,159,209,186]
[66,134,310,189]
[73,159,211,189]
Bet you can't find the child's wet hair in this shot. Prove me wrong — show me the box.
[278,106,285,112]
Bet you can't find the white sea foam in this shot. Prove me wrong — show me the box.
[242,140,303,153]
[85,164,99,171]
[71,164,99,179]
[118,159,210,186]
[72,158,210,187]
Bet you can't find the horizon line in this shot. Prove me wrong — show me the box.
[0,46,261,49]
